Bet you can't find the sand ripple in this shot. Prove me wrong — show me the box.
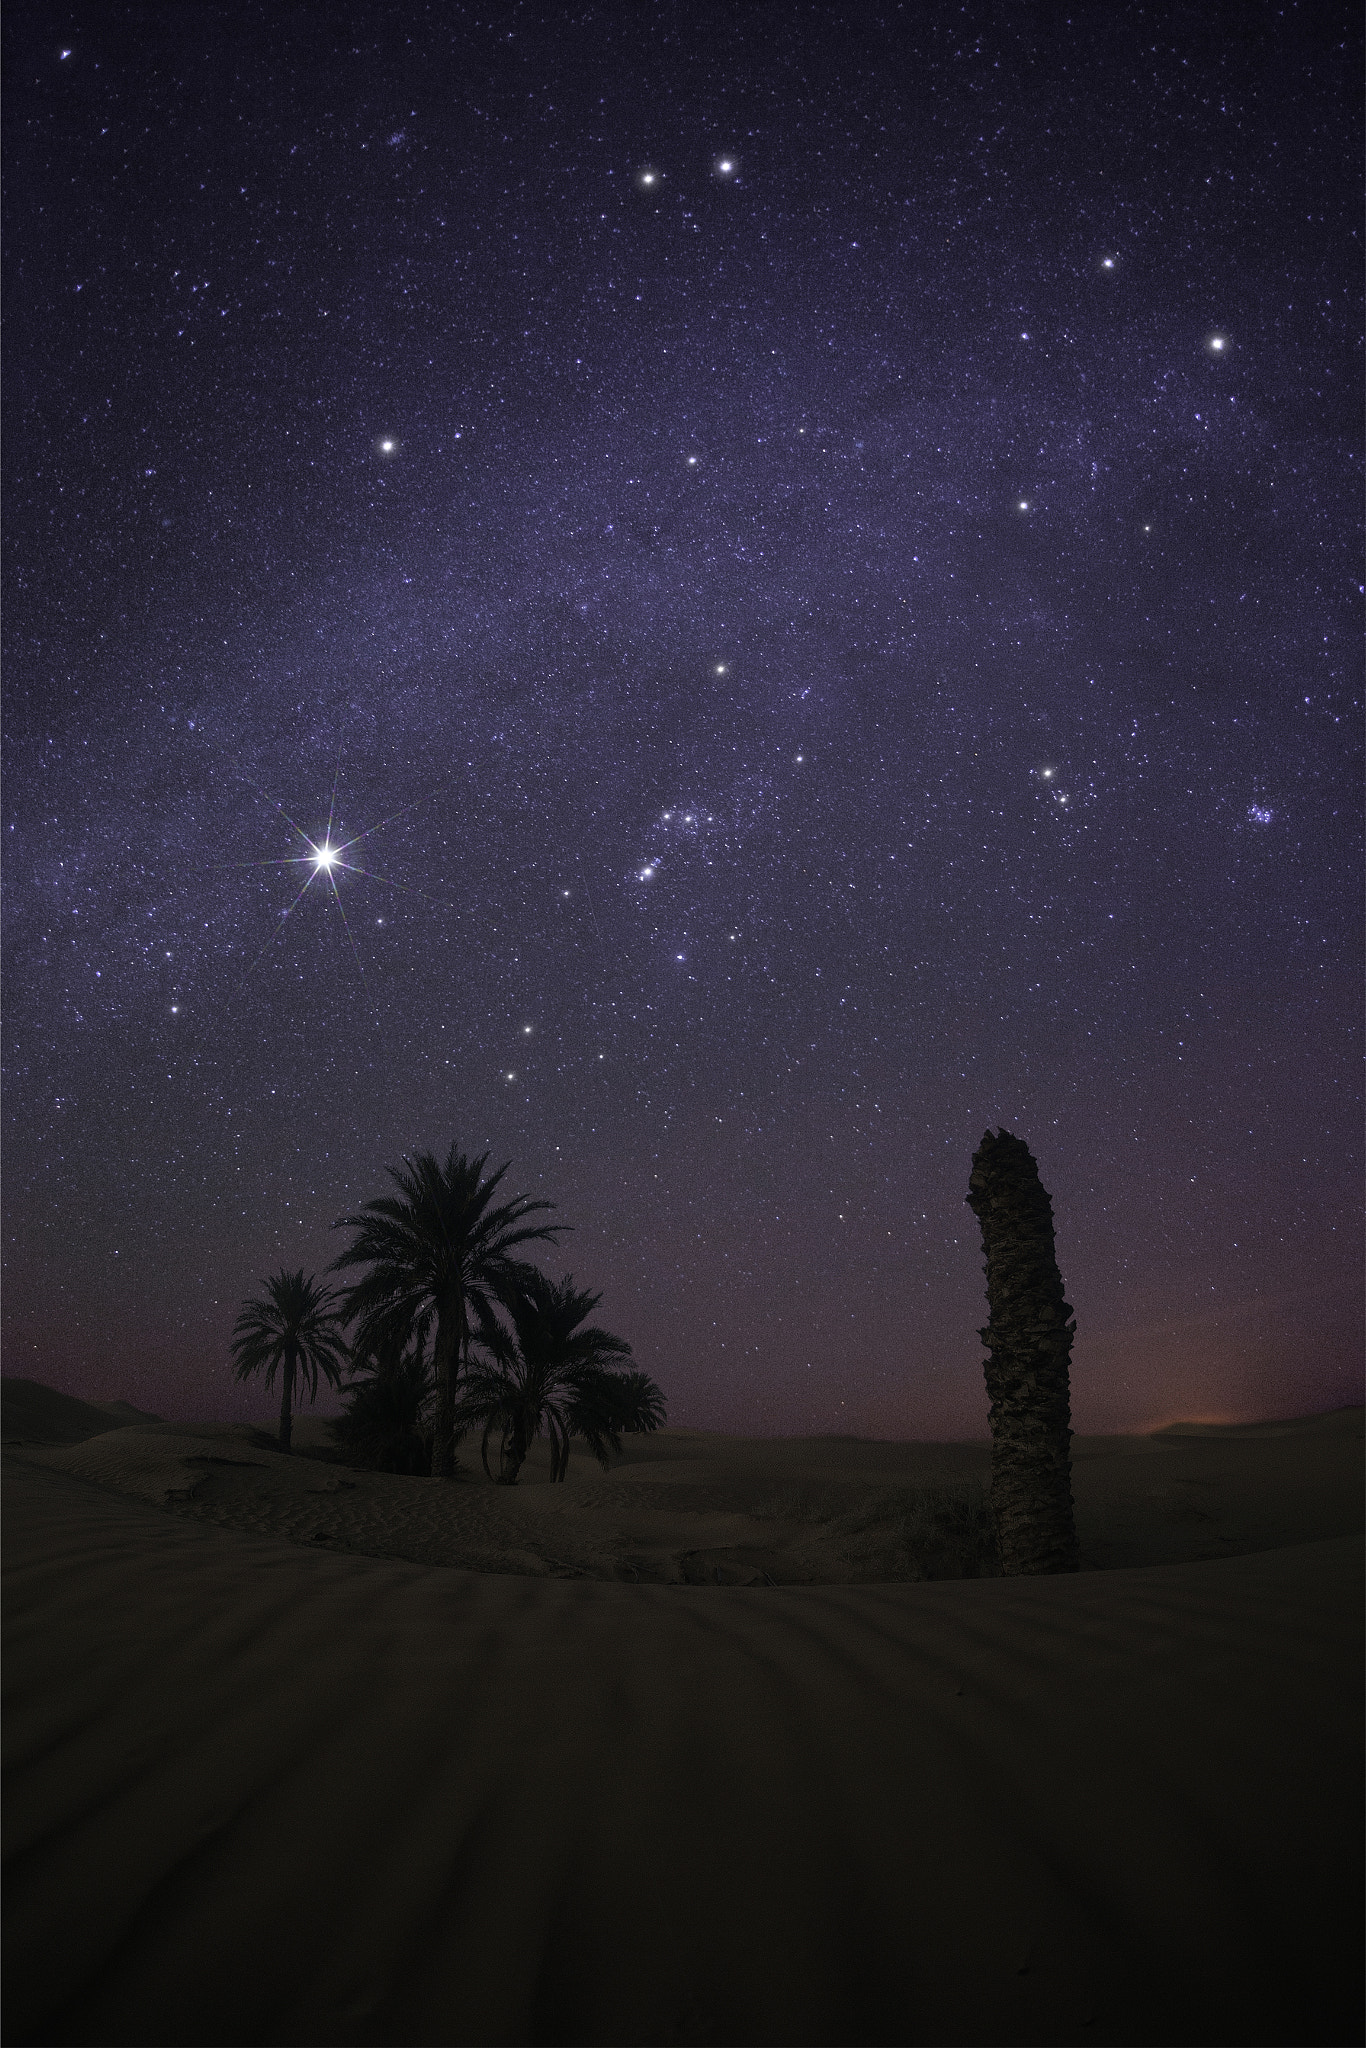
[3,1456,1361,2046]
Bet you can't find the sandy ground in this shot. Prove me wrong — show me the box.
[5,1378,1361,1585]
[3,1378,1362,2045]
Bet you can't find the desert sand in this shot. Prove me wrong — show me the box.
[3,1376,1361,2046]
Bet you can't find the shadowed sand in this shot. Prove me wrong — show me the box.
[3,1379,1362,2045]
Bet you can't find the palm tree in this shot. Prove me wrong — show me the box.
[453,1270,657,1485]
[230,1268,350,1454]
[965,1129,1080,1575]
[331,1337,433,1475]
[557,1364,667,1480]
[330,1145,564,1479]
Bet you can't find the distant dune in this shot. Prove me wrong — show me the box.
[1,1376,162,1446]
[3,1378,1361,2045]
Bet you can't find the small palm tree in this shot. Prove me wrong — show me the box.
[331,1337,433,1474]
[562,1365,667,1477]
[331,1145,565,1479]
[230,1268,349,1454]
[454,1270,660,1485]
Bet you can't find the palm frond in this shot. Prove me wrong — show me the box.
[229,1268,349,1400]
[331,1340,433,1474]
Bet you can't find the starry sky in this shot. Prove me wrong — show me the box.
[4,2,1361,1439]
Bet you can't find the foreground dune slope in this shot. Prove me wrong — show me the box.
[4,1458,1361,2048]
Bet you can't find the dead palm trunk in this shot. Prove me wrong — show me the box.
[966,1130,1079,1575]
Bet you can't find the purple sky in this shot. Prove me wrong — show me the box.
[4,2,1360,1438]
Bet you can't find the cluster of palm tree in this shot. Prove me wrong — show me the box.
[459,1273,664,1483]
[230,1143,666,1481]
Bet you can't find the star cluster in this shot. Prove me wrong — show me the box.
[3,4,1360,1434]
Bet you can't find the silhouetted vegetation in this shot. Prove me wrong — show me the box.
[330,1146,564,1478]
[453,1271,657,1484]
[330,1339,433,1475]
[230,1268,349,1454]
[208,1142,660,1483]
[580,1367,668,1456]
[966,1129,1079,1575]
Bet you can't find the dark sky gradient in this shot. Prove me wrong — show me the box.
[4,2,1361,1438]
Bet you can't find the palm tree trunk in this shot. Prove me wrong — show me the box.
[966,1130,1079,1575]
[278,1345,296,1455]
[497,1411,530,1485]
[431,1316,457,1479]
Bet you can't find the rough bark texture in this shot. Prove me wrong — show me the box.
[966,1129,1080,1576]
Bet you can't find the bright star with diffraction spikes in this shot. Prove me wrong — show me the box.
[214,750,453,994]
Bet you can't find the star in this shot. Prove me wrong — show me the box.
[9,2,1355,1467]
[218,761,451,989]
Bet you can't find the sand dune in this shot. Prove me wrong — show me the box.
[0,1376,163,1447]
[3,1383,1361,2045]
[6,1384,1361,1585]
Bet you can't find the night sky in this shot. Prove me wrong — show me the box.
[4,2,1360,1440]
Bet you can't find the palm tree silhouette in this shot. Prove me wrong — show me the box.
[566,1365,667,1476]
[230,1268,350,1454]
[331,1146,564,1479]
[332,1336,433,1474]
[455,1270,661,1485]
